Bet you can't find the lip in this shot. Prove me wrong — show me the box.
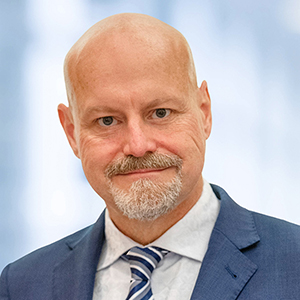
[116,168,168,176]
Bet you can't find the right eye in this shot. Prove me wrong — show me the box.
[98,116,117,127]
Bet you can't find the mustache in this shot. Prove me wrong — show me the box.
[105,152,182,178]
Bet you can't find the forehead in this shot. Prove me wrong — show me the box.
[77,79,192,120]
[68,30,195,112]
[82,34,189,78]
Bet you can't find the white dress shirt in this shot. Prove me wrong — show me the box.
[92,180,220,300]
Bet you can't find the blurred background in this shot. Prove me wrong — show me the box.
[1,0,300,271]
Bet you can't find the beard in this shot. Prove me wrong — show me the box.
[105,153,183,221]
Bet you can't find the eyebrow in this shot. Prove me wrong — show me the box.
[82,97,185,118]
[143,97,186,110]
[144,98,174,109]
[82,106,120,118]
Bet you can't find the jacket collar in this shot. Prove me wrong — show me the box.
[191,184,260,300]
[52,211,106,300]
[51,185,261,300]
[211,184,260,249]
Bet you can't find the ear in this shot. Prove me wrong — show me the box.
[57,104,80,158]
[198,80,212,139]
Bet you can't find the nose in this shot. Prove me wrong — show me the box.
[123,119,157,157]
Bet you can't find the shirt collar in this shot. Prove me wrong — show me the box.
[98,179,220,270]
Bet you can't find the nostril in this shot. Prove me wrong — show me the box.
[123,130,157,158]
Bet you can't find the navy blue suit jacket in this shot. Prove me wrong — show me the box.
[1,185,300,299]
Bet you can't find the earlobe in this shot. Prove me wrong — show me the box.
[199,80,212,139]
[57,104,80,158]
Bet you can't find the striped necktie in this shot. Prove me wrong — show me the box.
[122,246,169,300]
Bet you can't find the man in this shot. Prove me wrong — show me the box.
[1,13,300,300]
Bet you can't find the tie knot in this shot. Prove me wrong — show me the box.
[123,246,169,278]
[122,246,169,300]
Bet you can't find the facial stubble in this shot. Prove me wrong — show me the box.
[106,153,183,221]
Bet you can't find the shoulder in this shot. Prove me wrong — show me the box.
[211,183,300,249]
[206,184,300,298]
[0,212,105,299]
[252,210,300,235]
[0,226,91,296]
[8,225,92,272]
[251,211,300,253]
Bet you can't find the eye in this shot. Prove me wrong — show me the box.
[98,116,117,127]
[152,108,171,119]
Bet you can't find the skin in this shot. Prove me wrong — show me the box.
[58,13,212,245]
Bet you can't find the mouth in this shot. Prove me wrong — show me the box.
[116,167,169,177]
[104,153,183,179]
[109,166,179,189]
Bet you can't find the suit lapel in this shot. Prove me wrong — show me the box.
[191,185,260,300]
[50,186,260,299]
[52,211,105,300]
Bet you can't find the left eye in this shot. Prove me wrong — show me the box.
[152,108,171,119]
[98,116,117,127]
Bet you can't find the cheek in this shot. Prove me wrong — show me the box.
[162,117,206,185]
[78,133,116,182]
[77,134,118,202]
[161,116,206,159]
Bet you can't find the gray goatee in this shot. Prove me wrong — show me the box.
[105,152,183,221]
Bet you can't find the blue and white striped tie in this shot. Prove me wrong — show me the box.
[122,246,169,300]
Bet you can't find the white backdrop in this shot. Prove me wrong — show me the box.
[1,0,300,270]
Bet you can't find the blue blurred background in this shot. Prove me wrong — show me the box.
[1,0,300,271]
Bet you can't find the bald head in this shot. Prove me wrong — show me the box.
[64,13,198,109]
[58,13,212,231]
